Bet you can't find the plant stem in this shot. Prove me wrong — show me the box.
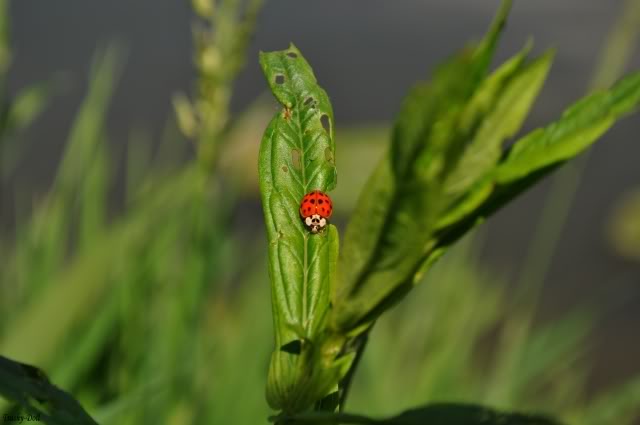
[337,329,371,411]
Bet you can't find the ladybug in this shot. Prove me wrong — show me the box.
[299,190,333,233]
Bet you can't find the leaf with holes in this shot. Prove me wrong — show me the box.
[258,44,351,413]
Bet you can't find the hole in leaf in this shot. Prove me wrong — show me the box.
[275,74,285,85]
[286,51,298,58]
[291,149,302,170]
[324,147,334,164]
[282,165,288,173]
[320,114,331,134]
[280,340,302,355]
[304,97,314,107]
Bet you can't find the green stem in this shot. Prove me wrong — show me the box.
[337,329,370,411]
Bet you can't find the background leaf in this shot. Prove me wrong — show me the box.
[0,355,98,425]
[273,403,564,425]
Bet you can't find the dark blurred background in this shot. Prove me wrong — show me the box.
[2,0,639,412]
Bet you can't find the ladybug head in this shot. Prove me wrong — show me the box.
[304,214,327,233]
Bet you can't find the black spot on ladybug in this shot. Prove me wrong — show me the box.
[318,199,323,204]
[310,199,316,204]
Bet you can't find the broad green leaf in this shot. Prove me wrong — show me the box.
[0,355,98,425]
[258,44,348,412]
[444,48,552,196]
[333,0,512,334]
[435,70,640,247]
[496,71,640,182]
[333,0,640,336]
[425,71,640,284]
[436,49,554,229]
[271,403,564,425]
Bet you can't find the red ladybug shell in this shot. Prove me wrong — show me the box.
[299,190,333,219]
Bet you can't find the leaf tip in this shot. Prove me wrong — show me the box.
[489,0,513,37]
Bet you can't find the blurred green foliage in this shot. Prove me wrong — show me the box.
[608,190,640,261]
[0,0,639,424]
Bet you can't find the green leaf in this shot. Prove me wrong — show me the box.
[0,355,98,425]
[333,1,640,336]
[56,46,122,198]
[436,48,554,229]
[496,71,640,182]
[258,44,348,413]
[444,47,552,196]
[435,70,640,251]
[271,403,564,425]
[333,0,512,334]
